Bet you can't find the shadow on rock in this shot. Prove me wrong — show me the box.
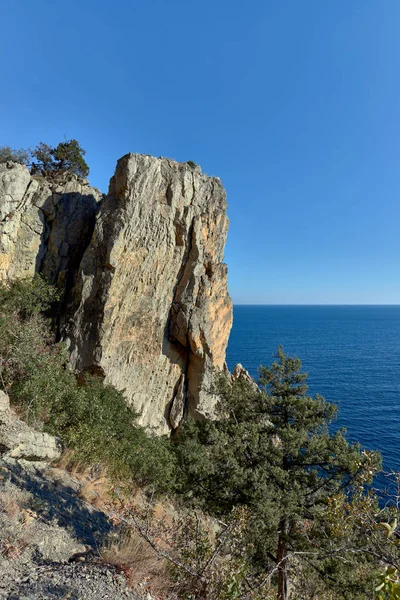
[3,460,113,549]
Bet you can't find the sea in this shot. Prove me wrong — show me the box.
[226,305,400,475]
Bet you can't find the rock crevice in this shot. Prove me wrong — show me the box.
[0,162,101,290]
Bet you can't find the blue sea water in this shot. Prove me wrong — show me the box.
[226,305,400,474]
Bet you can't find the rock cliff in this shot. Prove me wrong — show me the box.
[0,161,101,293]
[0,155,233,432]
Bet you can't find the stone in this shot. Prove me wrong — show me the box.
[232,363,259,390]
[0,163,101,291]
[66,154,233,432]
[8,430,62,461]
[0,390,10,412]
[0,409,62,461]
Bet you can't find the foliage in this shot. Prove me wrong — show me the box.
[0,274,59,319]
[32,139,89,177]
[374,474,400,600]
[1,277,399,598]
[171,507,275,600]
[0,146,30,165]
[376,566,400,600]
[176,519,242,599]
[186,160,197,168]
[174,347,384,599]
[31,142,54,172]
[124,498,274,600]
[0,277,174,491]
[1,139,90,177]
[52,139,89,177]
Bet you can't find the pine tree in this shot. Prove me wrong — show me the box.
[52,139,89,177]
[175,347,381,599]
[30,139,90,177]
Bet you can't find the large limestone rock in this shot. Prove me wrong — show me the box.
[0,156,233,433]
[0,162,101,291]
[67,154,233,432]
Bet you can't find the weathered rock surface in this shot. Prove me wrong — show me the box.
[232,363,259,391]
[0,155,233,432]
[0,393,62,462]
[67,154,232,431]
[0,162,101,293]
[0,391,10,412]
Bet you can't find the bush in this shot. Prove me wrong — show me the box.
[1,139,90,177]
[0,146,30,166]
[31,142,53,172]
[32,139,89,177]
[52,139,89,177]
[0,275,59,319]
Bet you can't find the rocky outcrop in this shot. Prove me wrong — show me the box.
[0,155,232,433]
[0,162,101,293]
[0,392,62,462]
[67,154,232,432]
[232,363,259,390]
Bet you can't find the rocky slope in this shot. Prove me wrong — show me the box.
[0,393,141,600]
[0,156,232,432]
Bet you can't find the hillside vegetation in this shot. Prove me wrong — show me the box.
[0,277,399,599]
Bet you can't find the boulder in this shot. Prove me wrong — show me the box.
[0,396,62,462]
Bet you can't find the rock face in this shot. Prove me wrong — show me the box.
[67,154,233,432]
[0,161,101,292]
[232,363,259,391]
[0,155,233,432]
[0,392,62,461]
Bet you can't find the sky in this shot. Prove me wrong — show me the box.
[2,0,400,304]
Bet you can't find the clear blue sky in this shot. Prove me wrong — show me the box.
[2,1,400,304]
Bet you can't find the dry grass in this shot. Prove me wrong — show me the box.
[0,481,32,520]
[100,527,173,598]
[0,481,37,560]
[56,449,138,511]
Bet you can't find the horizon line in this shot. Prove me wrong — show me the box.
[232,303,400,307]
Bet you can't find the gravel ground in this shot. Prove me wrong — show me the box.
[0,559,140,600]
[0,459,144,600]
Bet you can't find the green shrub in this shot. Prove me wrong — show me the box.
[0,277,174,492]
[52,139,89,177]
[1,139,90,177]
[0,275,59,318]
[31,142,54,172]
[31,139,89,177]
[186,160,197,168]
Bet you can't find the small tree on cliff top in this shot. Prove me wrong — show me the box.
[31,142,54,172]
[0,146,30,165]
[32,139,89,177]
[0,139,89,177]
[175,347,382,599]
[51,139,89,177]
